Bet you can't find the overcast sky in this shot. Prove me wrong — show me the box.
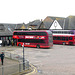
[0,0,75,24]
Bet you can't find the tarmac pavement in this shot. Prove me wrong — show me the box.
[0,46,19,67]
[1,45,75,75]
[0,58,19,67]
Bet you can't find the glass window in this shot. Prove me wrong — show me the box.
[18,39,45,43]
[62,31,63,34]
[57,37,61,40]
[70,32,74,34]
[58,31,60,33]
[53,31,55,33]
[49,36,53,43]
[64,31,68,34]
[68,32,70,34]
[62,37,65,41]
[69,37,72,40]
[14,32,47,36]
[66,37,68,41]
[53,37,57,40]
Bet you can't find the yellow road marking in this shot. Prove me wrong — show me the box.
[25,64,37,75]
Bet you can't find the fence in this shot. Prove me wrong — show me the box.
[5,52,23,61]
[0,52,30,75]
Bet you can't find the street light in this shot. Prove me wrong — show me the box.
[23,43,25,70]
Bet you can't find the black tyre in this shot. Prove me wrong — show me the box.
[18,44,21,47]
[63,42,65,45]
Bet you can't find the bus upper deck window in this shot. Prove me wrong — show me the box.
[62,31,63,34]
[64,31,67,34]
[55,32,57,33]
[68,32,70,34]
[70,32,74,34]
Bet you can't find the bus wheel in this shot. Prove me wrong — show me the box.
[63,42,65,45]
[18,44,21,47]
[37,45,40,48]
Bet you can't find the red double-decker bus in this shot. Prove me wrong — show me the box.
[13,30,53,48]
[51,30,75,45]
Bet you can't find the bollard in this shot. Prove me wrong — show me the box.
[18,55,19,61]
[19,63,21,72]
[10,53,11,59]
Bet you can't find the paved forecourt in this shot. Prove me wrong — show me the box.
[1,45,75,75]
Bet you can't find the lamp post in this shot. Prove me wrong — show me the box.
[23,43,25,70]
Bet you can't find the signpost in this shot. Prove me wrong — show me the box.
[23,43,25,70]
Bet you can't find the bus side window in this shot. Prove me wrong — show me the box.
[57,37,61,40]
[62,37,65,41]
[53,37,57,40]
[69,32,70,34]
[69,37,73,40]
[66,37,68,41]
[70,32,74,34]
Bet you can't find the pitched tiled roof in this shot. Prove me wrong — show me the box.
[43,16,53,22]
[31,20,42,25]
[0,29,12,36]
[27,20,42,29]
[39,16,65,29]
[3,24,16,32]
[0,26,12,36]
[48,16,65,29]
[0,24,5,30]
[15,24,23,29]
[43,22,53,29]
[39,17,54,29]
[65,16,75,29]
[0,23,16,36]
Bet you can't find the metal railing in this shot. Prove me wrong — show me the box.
[0,52,29,75]
[0,62,29,75]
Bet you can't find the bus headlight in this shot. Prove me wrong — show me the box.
[66,42,68,44]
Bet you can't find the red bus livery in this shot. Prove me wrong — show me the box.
[13,30,53,48]
[52,30,75,45]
